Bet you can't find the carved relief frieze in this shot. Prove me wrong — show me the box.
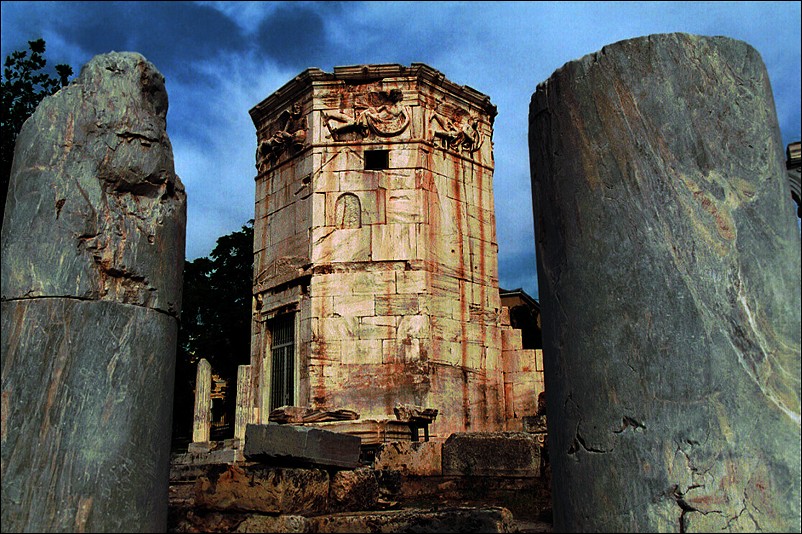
[429,110,482,159]
[322,89,410,141]
[256,103,308,171]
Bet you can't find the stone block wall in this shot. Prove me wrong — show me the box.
[247,64,540,440]
[500,307,545,430]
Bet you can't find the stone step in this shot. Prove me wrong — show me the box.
[310,506,515,533]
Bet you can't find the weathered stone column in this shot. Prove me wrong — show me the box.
[193,358,212,443]
[529,33,800,532]
[235,364,253,441]
[1,52,186,532]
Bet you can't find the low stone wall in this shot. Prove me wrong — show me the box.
[169,432,552,532]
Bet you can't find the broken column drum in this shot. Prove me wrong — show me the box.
[1,53,186,532]
[529,33,801,532]
[248,64,504,437]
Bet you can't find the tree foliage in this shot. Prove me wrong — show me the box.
[173,221,254,444]
[1,38,73,227]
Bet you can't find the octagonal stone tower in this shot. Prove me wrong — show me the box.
[249,64,503,438]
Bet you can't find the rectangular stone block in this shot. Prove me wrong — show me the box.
[311,271,396,297]
[429,339,463,366]
[397,338,421,362]
[234,365,253,441]
[430,272,460,296]
[318,316,358,341]
[342,339,383,365]
[244,424,361,469]
[311,226,371,263]
[430,315,461,342]
[332,295,375,317]
[318,147,364,178]
[519,349,537,372]
[194,463,329,514]
[268,203,297,245]
[388,147,419,169]
[338,170,382,192]
[396,270,428,294]
[309,339,342,361]
[373,441,442,476]
[311,192,327,228]
[312,168,339,192]
[387,169,417,189]
[485,345,501,371]
[358,316,397,340]
[505,379,519,419]
[442,432,540,477]
[501,328,523,352]
[372,223,417,261]
[387,189,428,224]
[464,342,484,369]
[423,296,461,321]
[397,314,430,339]
[506,372,540,417]
[375,294,420,316]
[535,349,544,372]
[502,348,537,374]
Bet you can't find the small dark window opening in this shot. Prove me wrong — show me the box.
[364,149,389,170]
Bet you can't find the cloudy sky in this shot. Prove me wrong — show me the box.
[2,1,800,299]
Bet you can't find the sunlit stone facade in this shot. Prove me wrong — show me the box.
[248,64,540,439]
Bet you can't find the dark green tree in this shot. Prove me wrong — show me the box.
[1,38,73,227]
[173,221,254,446]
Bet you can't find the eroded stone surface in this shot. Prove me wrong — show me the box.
[1,51,185,533]
[194,464,329,515]
[442,432,540,477]
[1,52,185,313]
[310,506,516,533]
[329,467,380,513]
[235,515,311,533]
[530,33,801,532]
[373,440,442,476]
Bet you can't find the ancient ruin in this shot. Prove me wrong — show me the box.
[243,63,543,440]
[1,52,186,532]
[530,33,801,532]
[167,63,551,532]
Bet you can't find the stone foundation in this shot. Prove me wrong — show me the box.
[168,432,552,533]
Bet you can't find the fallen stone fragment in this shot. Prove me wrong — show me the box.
[244,423,361,468]
[269,405,360,424]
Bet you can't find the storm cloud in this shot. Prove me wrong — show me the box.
[2,1,800,299]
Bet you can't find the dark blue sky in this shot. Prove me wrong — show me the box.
[3,1,800,299]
